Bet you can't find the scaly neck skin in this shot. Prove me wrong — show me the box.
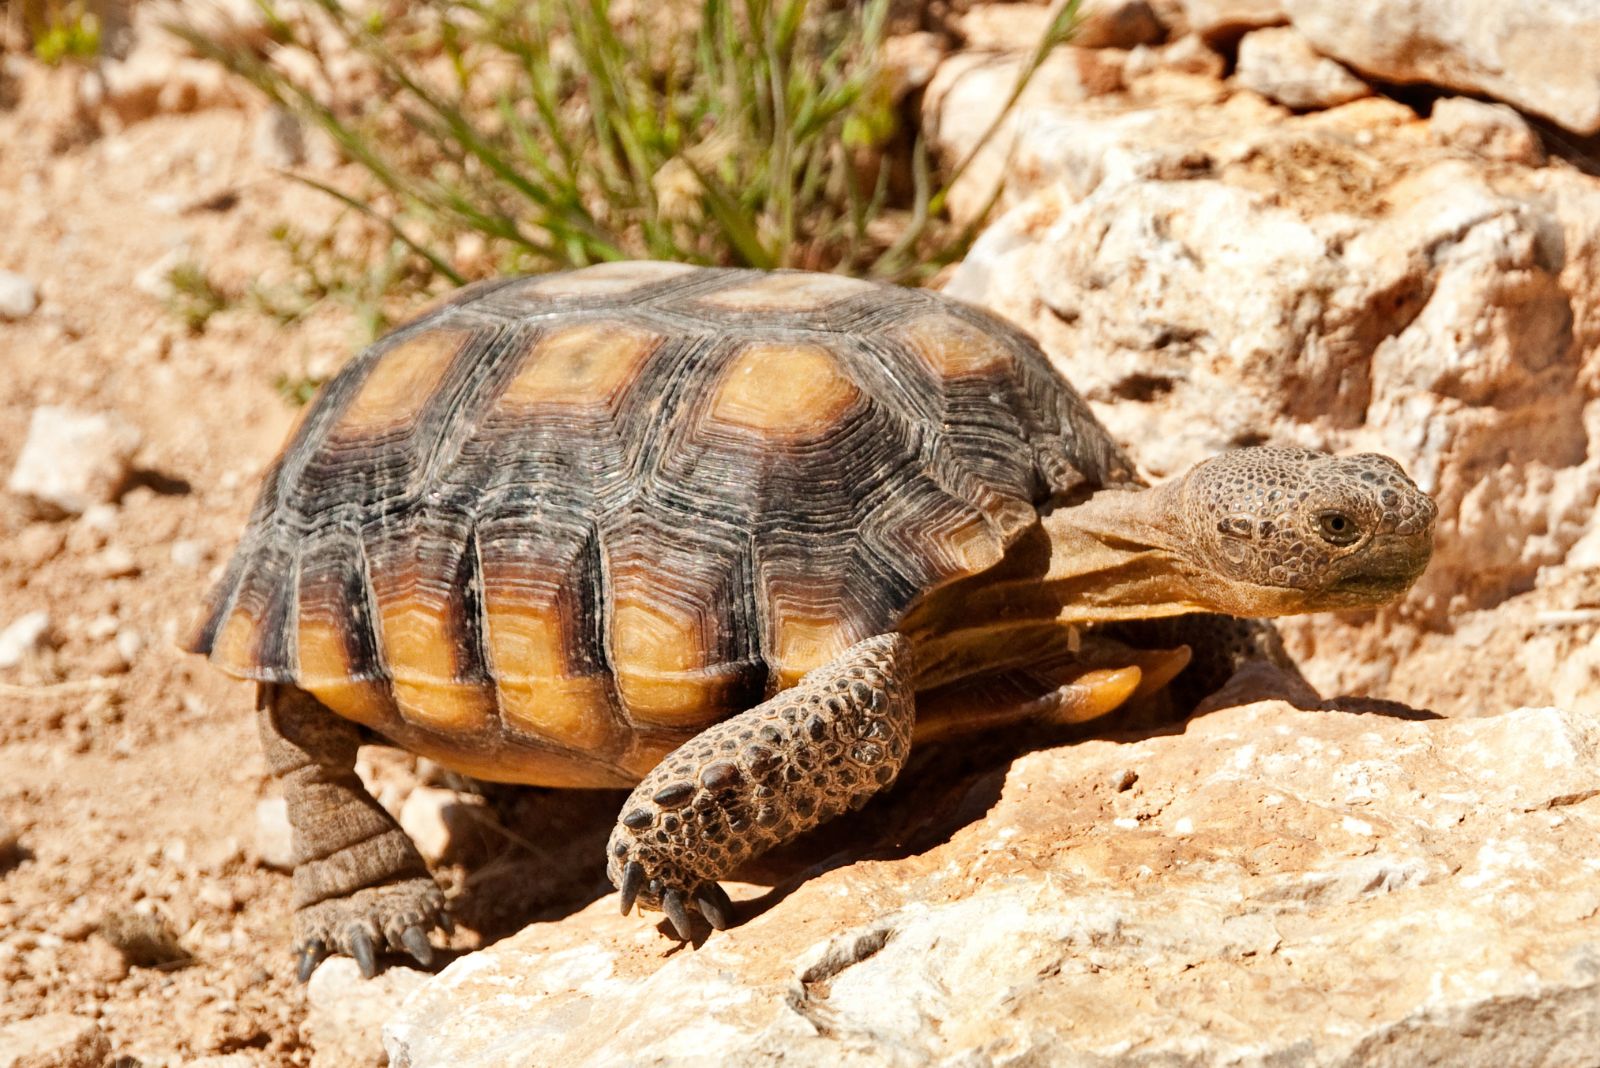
[903,483,1213,689]
[1028,482,1213,623]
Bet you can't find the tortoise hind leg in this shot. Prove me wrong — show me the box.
[259,685,446,980]
[607,633,915,939]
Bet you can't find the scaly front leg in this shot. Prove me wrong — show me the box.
[607,633,915,938]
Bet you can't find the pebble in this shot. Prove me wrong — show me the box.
[253,797,294,871]
[0,611,52,670]
[6,406,141,519]
[398,786,480,866]
[0,270,39,320]
[0,1013,110,1068]
[87,547,140,579]
[170,539,206,568]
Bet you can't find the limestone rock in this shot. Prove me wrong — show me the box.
[1431,97,1545,167]
[1182,0,1285,40]
[1282,0,1600,135]
[937,87,1600,629]
[959,1,1163,52]
[397,786,483,866]
[0,270,39,320]
[387,703,1600,1067]
[252,797,293,872]
[306,958,427,1068]
[1235,26,1370,110]
[0,612,51,670]
[0,1014,110,1068]
[6,407,141,519]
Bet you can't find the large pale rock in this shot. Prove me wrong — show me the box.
[6,407,141,519]
[936,84,1600,630]
[1182,0,1284,40]
[1235,26,1370,110]
[388,703,1600,1067]
[306,958,427,1068]
[1282,0,1600,135]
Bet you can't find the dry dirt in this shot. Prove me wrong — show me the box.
[0,37,1588,1068]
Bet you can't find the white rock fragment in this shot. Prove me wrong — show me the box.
[0,611,51,670]
[0,270,39,320]
[170,539,207,568]
[0,1014,110,1068]
[1430,96,1545,166]
[1235,26,1371,110]
[254,797,294,872]
[399,786,480,866]
[1283,0,1600,135]
[6,406,142,519]
[306,957,428,1068]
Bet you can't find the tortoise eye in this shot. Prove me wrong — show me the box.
[1317,510,1360,546]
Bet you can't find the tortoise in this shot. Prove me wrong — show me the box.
[189,262,1436,979]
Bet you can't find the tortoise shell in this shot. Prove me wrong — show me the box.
[191,263,1135,786]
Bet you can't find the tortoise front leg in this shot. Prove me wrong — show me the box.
[260,685,446,979]
[607,633,915,939]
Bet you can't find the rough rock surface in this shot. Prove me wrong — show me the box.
[305,959,427,1068]
[387,703,1600,1067]
[0,1014,110,1068]
[929,32,1600,705]
[1234,26,1370,110]
[6,407,141,519]
[1181,0,1284,40]
[1282,0,1600,135]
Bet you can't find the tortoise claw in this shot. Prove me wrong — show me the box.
[661,889,693,940]
[295,939,328,984]
[349,926,378,979]
[401,925,434,967]
[693,882,735,931]
[618,860,646,916]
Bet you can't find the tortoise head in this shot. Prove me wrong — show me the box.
[1172,446,1436,615]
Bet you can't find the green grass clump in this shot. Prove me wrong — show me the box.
[176,0,1077,304]
[10,0,101,64]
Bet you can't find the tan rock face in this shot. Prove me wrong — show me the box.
[934,70,1600,662]
[1235,26,1371,110]
[386,703,1600,1066]
[1282,0,1600,135]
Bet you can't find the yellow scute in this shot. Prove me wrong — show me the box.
[336,328,468,430]
[500,321,661,407]
[710,342,861,437]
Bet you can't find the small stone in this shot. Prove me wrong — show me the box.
[169,539,206,568]
[14,524,65,568]
[6,407,141,519]
[0,612,52,670]
[305,957,427,1068]
[197,882,240,913]
[1430,97,1545,166]
[252,106,306,168]
[82,936,131,984]
[0,1013,110,1068]
[1182,0,1285,41]
[1235,27,1370,110]
[87,547,140,579]
[0,270,39,320]
[133,247,191,300]
[398,786,482,866]
[254,797,294,871]
[98,909,190,969]
[113,627,144,667]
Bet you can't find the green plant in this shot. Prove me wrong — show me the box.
[22,0,100,64]
[165,261,233,333]
[177,0,1076,302]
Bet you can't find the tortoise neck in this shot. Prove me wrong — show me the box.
[1030,483,1210,623]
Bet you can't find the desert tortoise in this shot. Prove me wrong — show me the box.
[190,262,1436,978]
